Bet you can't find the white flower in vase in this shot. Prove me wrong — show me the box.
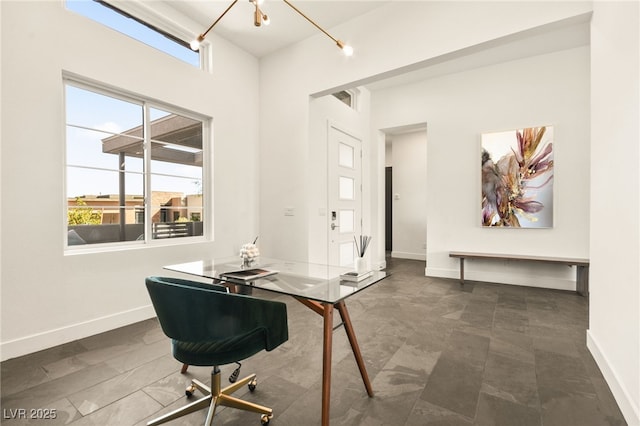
[240,243,260,267]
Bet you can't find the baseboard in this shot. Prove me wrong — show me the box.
[425,266,576,292]
[391,251,426,261]
[0,305,156,362]
[424,267,459,280]
[587,331,640,426]
[373,259,387,271]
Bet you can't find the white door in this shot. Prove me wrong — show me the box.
[328,125,362,267]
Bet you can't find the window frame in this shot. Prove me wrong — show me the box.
[63,74,212,253]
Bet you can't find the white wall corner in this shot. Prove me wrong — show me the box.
[587,331,640,426]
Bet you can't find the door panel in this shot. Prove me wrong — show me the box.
[328,126,362,267]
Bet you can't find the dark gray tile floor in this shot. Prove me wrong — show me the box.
[1,258,627,426]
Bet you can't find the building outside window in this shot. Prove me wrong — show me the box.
[65,79,208,248]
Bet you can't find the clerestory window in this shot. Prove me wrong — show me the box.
[332,89,359,111]
[65,78,208,249]
[65,0,200,68]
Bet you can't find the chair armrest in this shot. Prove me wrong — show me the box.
[219,293,288,351]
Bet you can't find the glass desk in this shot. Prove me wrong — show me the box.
[164,257,388,426]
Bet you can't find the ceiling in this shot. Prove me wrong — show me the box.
[161,0,389,58]
[363,14,591,92]
[138,1,590,92]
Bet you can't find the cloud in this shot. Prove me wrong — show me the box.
[95,121,123,135]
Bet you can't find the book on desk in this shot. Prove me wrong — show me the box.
[340,270,373,283]
[220,268,278,282]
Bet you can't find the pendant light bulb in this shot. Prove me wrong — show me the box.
[190,35,204,51]
[336,40,353,56]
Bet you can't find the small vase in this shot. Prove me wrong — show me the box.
[242,257,255,268]
[354,257,367,274]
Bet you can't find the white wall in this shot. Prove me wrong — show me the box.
[0,1,260,360]
[389,131,427,261]
[258,1,593,266]
[371,46,590,290]
[588,2,640,424]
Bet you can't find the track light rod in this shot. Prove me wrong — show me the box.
[281,0,352,55]
[201,0,238,40]
[282,0,336,44]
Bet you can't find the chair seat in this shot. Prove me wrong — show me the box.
[172,327,268,366]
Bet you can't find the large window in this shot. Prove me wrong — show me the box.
[66,0,200,68]
[65,79,207,248]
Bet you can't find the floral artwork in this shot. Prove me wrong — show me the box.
[481,126,554,227]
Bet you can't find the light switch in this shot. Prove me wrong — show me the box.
[284,207,295,216]
[394,193,400,200]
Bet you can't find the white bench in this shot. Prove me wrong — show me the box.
[449,251,590,297]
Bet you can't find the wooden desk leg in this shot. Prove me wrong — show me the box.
[296,298,371,424]
[321,303,334,426]
[460,258,465,284]
[336,301,374,397]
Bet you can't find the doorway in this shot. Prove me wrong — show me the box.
[385,166,392,252]
[383,125,428,261]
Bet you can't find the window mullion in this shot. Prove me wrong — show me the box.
[143,103,152,242]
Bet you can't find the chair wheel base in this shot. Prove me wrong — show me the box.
[248,377,257,392]
[185,384,197,397]
[229,362,242,383]
[261,414,273,425]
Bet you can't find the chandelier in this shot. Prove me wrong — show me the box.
[189,0,354,56]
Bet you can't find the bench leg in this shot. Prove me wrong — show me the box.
[576,265,589,297]
[459,258,465,285]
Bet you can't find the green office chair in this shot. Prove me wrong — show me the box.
[145,276,288,426]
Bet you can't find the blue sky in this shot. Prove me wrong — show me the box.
[66,84,203,198]
[65,0,198,66]
[65,1,203,199]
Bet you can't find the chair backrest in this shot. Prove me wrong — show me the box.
[145,276,288,352]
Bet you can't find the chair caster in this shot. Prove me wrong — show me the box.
[248,377,257,392]
[260,414,273,425]
[229,362,241,383]
[185,383,197,397]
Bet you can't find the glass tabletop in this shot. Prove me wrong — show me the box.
[164,257,388,304]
